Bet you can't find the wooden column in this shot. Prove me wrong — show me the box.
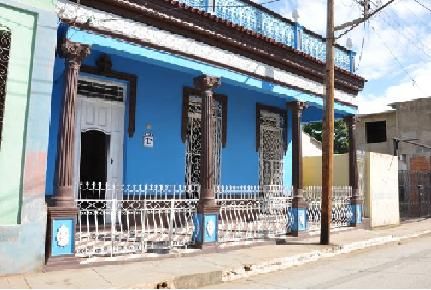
[52,40,90,207]
[345,115,359,196]
[289,101,307,197]
[345,115,362,226]
[287,101,308,237]
[193,75,220,249]
[46,40,90,267]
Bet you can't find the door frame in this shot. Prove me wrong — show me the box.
[73,74,127,200]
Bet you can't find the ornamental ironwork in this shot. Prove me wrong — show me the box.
[259,110,284,187]
[0,26,11,148]
[185,95,223,189]
[176,0,352,71]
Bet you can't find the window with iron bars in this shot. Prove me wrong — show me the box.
[0,26,11,149]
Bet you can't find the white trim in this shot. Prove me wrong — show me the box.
[56,0,357,106]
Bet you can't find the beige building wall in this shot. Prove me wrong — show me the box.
[363,152,399,228]
[303,154,349,186]
[392,98,431,156]
[356,111,397,156]
[302,131,322,157]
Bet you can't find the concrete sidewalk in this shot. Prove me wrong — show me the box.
[1,218,431,289]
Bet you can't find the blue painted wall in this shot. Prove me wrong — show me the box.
[46,49,303,191]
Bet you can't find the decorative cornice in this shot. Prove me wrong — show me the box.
[193,75,221,92]
[61,39,91,68]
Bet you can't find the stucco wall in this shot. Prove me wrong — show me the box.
[364,152,400,228]
[356,111,397,156]
[0,3,36,225]
[46,49,299,192]
[0,0,57,275]
[303,154,349,186]
[302,131,322,157]
[393,98,431,156]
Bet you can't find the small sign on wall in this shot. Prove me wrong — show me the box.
[143,132,153,148]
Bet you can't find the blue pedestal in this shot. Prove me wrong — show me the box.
[193,213,218,244]
[289,207,308,235]
[349,203,363,226]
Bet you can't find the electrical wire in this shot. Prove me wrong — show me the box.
[370,25,428,97]
[412,0,431,13]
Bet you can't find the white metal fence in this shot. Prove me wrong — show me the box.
[75,183,356,260]
[303,186,354,232]
[216,185,293,244]
[75,183,199,258]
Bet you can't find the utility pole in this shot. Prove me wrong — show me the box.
[321,0,395,245]
[321,0,334,245]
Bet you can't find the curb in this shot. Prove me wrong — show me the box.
[147,229,431,288]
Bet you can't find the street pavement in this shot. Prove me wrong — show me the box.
[205,234,431,289]
[0,218,431,288]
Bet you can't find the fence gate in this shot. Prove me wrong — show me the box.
[399,171,431,219]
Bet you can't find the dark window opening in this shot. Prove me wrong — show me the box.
[366,121,387,143]
[0,27,11,148]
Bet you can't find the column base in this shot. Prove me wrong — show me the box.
[349,196,363,227]
[289,207,308,237]
[45,207,78,266]
[193,202,220,248]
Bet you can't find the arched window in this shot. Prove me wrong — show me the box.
[0,26,11,148]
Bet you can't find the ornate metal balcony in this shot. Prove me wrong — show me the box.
[178,0,354,72]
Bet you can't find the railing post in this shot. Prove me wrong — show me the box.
[293,23,303,50]
[349,50,356,73]
[192,75,221,249]
[168,198,175,249]
[287,101,308,237]
[345,115,362,226]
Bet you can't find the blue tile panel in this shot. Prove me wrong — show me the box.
[350,203,363,225]
[193,213,218,243]
[289,207,307,232]
[51,218,75,256]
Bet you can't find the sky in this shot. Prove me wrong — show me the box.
[261,0,431,114]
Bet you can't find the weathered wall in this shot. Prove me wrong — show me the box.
[356,111,397,156]
[0,0,57,276]
[393,98,431,157]
[364,152,400,228]
[303,154,349,186]
[302,131,322,157]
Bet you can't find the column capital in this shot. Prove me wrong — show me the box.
[287,101,308,112]
[193,75,221,92]
[61,39,91,68]
[344,114,358,125]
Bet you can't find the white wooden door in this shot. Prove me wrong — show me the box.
[74,77,125,199]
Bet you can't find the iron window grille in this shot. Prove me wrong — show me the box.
[0,26,11,149]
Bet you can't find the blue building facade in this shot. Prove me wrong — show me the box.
[42,0,365,266]
[46,0,364,193]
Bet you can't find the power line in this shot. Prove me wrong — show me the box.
[376,8,431,60]
[370,25,428,97]
[413,0,431,13]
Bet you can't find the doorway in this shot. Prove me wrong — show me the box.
[74,76,126,200]
[79,130,109,199]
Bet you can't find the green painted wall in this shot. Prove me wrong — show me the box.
[25,0,55,10]
[0,4,36,224]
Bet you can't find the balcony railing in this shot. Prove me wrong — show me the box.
[178,0,355,72]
